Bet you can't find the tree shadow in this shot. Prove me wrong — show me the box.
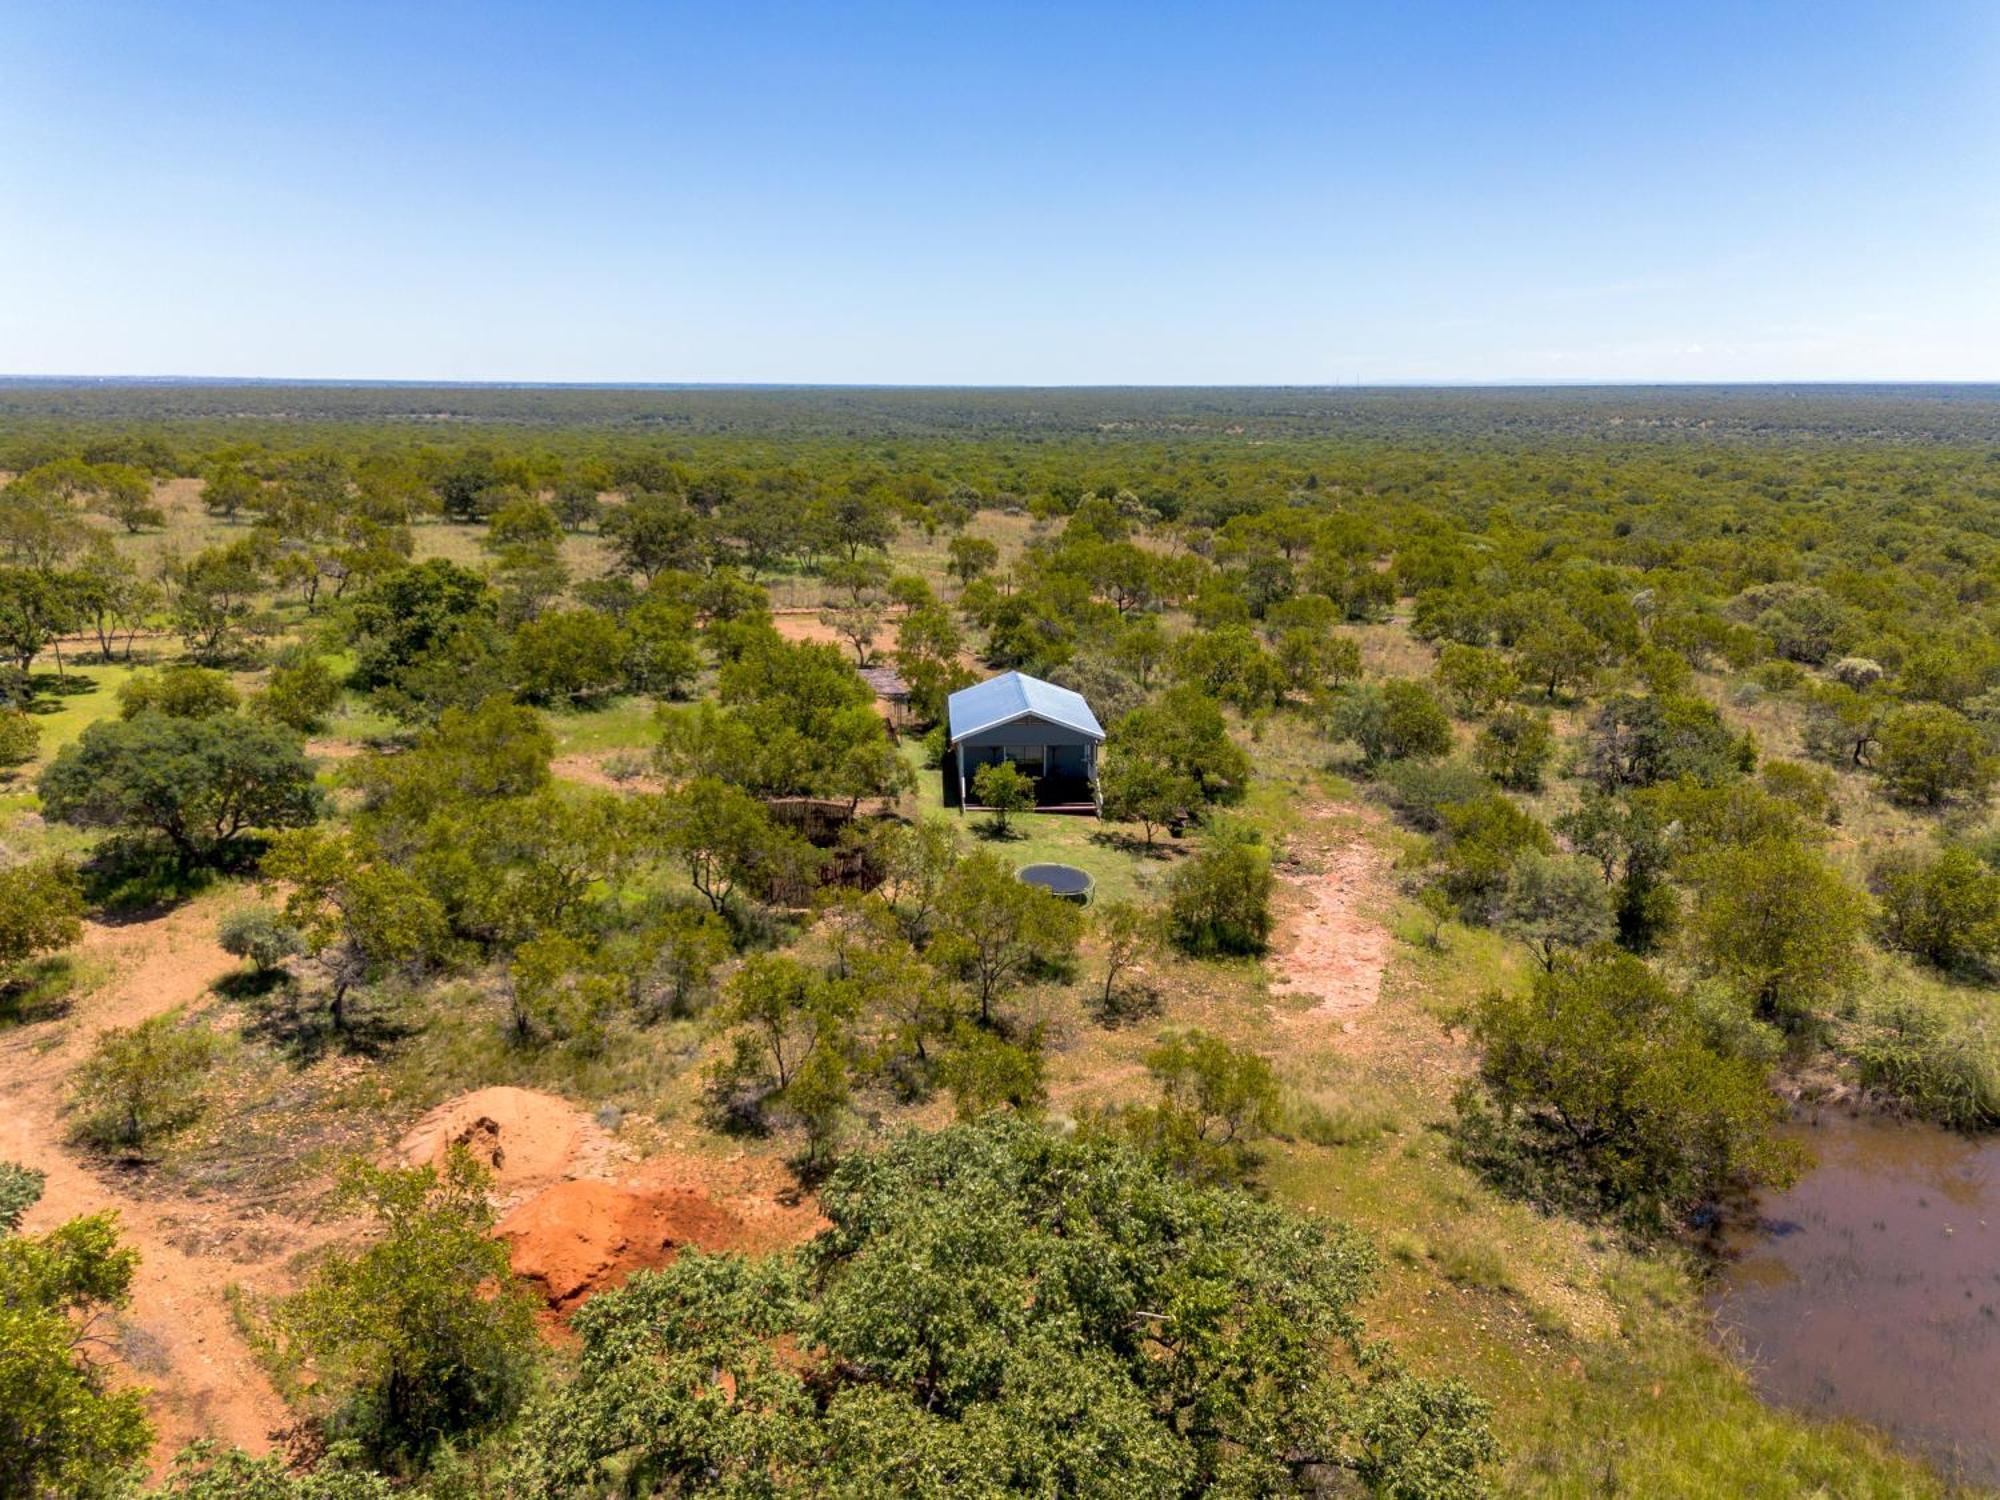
[0,956,81,1029]
[972,818,1025,842]
[1087,829,1180,860]
[1089,981,1165,1030]
[26,670,99,702]
[237,983,414,1067]
[78,840,218,917]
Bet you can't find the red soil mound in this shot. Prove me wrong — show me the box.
[398,1087,603,1193]
[496,1180,748,1310]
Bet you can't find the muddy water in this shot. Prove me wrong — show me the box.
[1713,1112,2000,1485]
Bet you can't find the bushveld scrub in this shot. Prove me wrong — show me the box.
[0,385,1994,1494]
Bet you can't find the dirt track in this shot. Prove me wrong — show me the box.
[1270,802,1394,1030]
[0,902,292,1467]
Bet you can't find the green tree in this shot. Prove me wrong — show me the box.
[1165,826,1274,956]
[970,759,1034,835]
[281,1153,539,1470]
[0,567,78,676]
[1871,844,2000,971]
[343,559,498,693]
[0,712,37,773]
[931,850,1084,1025]
[0,857,82,977]
[1499,851,1615,970]
[505,932,622,1049]
[603,491,701,582]
[1514,617,1600,701]
[1472,705,1554,791]
[946,533,999,585]
[1686,836,1866,1027]
[0,1212,153,1498]
[507,1120,1495,1498]
[69,1010,216,1154]
[1874,703,1997,807]
[39,715,323,869]
[936,1024,1046,1119]
[1099,745,1198,847]
[1108,685,1250,805]
[1459,953,1799,1229]
[1105,1028,1283,1185]
[200,462,262,521]
[264,828,447,1031]
[253,649,342,733]
[1434,643,1519,718]
[509,609,629,705]
[90,464,162,533]
[117,664,240,720]
[657,777,824,915]
[162,541,264,664]
[1092,898,1160,1020]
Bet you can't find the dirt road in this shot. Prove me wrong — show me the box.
[0,901,292,1467]
[1269,801,1394,1029]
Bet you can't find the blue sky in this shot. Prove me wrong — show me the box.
[2,1,1995,383]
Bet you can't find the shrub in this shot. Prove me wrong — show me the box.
[1166,826,1274,956]
[1849,996,2000,1128]
[0,856,83,976]
[68,1010,217,1154]
[217,907,304,974]
[280,1153,539,1470]
[1870,844,2000,972]
[0,711,39,770]
[1330,679,1454,765]
[117,665,241,720]
[1457,954,1801,1230]
[1376,758,1491,831]
[0,1158,44,1232]
[253,650,342,733]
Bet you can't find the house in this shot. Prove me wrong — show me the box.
[945,670,1105,815]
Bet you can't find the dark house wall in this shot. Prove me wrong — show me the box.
[949,713,1100,808]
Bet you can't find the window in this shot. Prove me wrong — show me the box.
[1004,746,1045,777]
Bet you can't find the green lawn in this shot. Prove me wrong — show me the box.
[898,738,1171,905]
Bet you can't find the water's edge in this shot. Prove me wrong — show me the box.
[1710,1109,2000,1486]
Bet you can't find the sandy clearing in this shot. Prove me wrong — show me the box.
[0,900,294,1468]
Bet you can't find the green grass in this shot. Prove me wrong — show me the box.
[898,738,1170,905]
[550,695,665,756]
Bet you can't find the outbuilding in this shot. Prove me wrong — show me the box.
[945,670,1105,815]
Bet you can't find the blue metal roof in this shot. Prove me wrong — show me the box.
[947,671,1105,745]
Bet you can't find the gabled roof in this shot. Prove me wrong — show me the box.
[947,671,1105,745]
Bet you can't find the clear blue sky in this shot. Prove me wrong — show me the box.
[2,1,1995,384]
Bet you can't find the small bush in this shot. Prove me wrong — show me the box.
[69,1010,217,1154]
[1850,997,2000,1128]
[0,711,40,770]
[1166,827,1273,956]
[1377,758,1491,831]
[218,907,304,973]
[0,1158,45,1231]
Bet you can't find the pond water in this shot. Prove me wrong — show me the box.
[1712,1111,2000,1485]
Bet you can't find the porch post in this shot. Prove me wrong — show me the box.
[956,741,967,814]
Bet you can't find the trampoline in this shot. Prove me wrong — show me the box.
[1017,862,1095,905]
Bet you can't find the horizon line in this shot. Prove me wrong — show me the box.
[3,374,1999,393]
